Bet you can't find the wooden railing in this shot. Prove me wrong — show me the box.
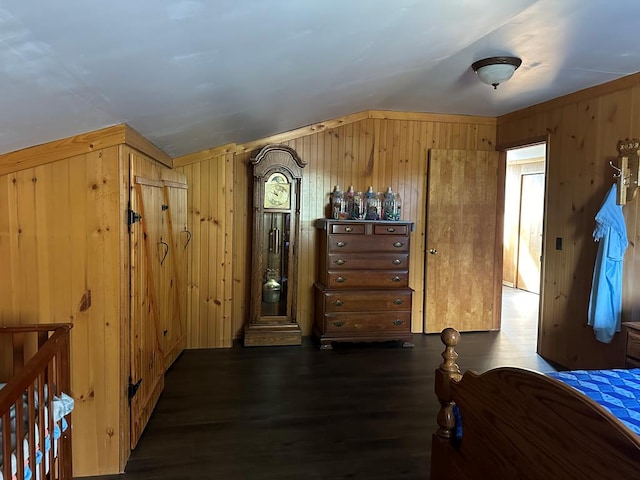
[0,323,72,480]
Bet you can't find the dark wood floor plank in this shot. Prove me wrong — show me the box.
[81,287,550,479]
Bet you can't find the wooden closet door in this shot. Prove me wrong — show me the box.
[425,149,501,333]
[129,176,188,448]
[130,177,165,448]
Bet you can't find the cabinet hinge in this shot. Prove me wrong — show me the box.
[128,376,142,403]
[127,209,142,227]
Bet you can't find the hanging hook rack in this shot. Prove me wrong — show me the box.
[614,139,640,205]
[609,160,622,178]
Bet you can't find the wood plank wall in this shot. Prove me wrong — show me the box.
[177,111,497,343]
[497,73,640,369]
[174,152,235,348]
[0,145,125,475]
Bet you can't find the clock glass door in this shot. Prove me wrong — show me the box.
[261,211,290,317]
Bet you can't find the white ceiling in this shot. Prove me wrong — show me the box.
[1,0,640,158]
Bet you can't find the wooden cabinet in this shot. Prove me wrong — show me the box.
[623,322,640,368]
[314,219,414,349]
[0,125,188,476]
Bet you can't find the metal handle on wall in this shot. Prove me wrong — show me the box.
[182,229,192,250]
[158,239,169,265]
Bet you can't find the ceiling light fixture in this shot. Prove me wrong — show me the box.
[471,56,522,89]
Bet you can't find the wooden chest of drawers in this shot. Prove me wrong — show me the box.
[314,219,414,349]
[623,322,640,368]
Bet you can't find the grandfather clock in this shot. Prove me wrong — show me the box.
[244,145,307,346]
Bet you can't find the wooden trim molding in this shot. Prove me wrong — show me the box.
[0,109,500,173]
[174,109,497,167]
[123,125,173,168]
[498,72,640,125]
[237,111,370,153]
[495,135,549,152]
[368,110,497,125]
[0,123,172,175]
[173,143,238,167]
[134,176,188,189]
[0,125,126,176]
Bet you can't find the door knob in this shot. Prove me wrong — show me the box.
[429,248,438,255]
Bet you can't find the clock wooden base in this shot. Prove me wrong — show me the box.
[243,322,302,347]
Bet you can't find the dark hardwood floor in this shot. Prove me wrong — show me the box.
[84,287,552,480]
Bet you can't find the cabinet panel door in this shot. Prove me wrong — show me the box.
[130,163,191,448]
[425,149,500,333]
[130,179,165,449]
[129,175,188,448]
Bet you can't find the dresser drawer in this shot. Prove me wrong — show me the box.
[373,224,409,235]
[323,312,411,333]
[327,253,409,270]
[327,234,409,253]
[326,271,409,289]
[627,329,640,361]
[330,223,366,235]
[321,290,412,313]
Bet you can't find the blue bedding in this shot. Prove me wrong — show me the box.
[548,368,640,436]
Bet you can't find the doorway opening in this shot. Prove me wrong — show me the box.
[502,143,547,339]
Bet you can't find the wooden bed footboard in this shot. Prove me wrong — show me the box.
[430,327,640,480]
[0,324,73,480]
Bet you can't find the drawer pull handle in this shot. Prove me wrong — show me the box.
[391,276,401,282]
[345,226,353,232]
[392,258,401,265]
[393,242,404,248]
[336,241,347,248]
[335,276,346,283]
[335,259,346,265]
[332,321,345,327]
[333,300,344,307]
[386,227,396,232]
[392,319,404,326]
[393,298,404,305]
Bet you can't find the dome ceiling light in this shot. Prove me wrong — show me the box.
[471,56,522,89]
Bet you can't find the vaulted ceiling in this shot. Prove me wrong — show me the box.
[2,0,640,158]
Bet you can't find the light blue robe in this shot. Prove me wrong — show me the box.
[588,184,628,343]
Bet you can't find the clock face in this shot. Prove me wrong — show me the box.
[264,173,291,209]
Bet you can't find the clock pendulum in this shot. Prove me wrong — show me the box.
[263,214,281,304]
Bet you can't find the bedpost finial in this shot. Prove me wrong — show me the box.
[441,327,460,347]
[439,328,460,374]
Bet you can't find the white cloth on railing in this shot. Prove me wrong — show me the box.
[0,384,74,480]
